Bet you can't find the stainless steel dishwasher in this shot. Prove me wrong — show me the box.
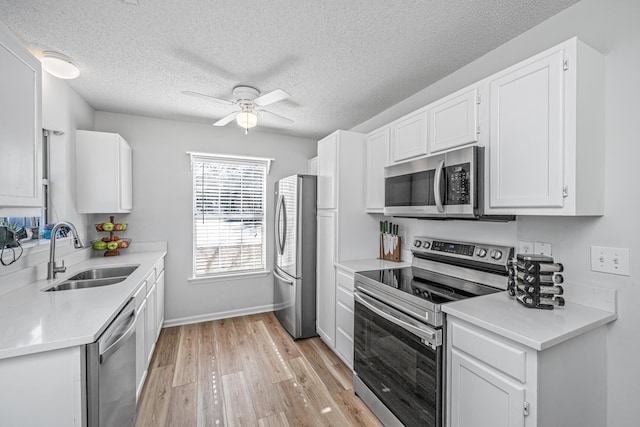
[87,298,137,427]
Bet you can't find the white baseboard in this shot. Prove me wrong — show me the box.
[163,304,276,327]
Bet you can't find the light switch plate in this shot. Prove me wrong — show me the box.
[591,246,630,276]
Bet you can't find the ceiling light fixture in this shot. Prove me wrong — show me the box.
[236,110,257,135]
[40,51,80,79]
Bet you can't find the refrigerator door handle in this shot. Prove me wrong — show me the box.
[275,194,287,256]
[273,268,294,285]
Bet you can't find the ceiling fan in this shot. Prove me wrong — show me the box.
[183,85,293,134]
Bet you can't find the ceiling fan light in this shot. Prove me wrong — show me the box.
[236,111,258,129]
[40,51,80,79]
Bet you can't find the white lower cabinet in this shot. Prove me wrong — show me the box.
[145,281,157,365]
[156,269,165,336]
[135,258,166,402]
[134,282,148,400]
[0,346,83,426]
[450,348,526,427]
[447,316,607,427]
[334,268,355,368]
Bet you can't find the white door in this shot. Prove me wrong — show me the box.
[450,349,526,427]
[316,211,336,347]
[317,132,337,209]
[428,87,479,153]
[488,49,565,209]
[391,110,428,162]
[365,127,390,212]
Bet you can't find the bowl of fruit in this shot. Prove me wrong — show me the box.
[91,237,132,255]
[95,222,127,232]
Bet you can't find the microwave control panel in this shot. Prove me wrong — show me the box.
[446,163,471,205]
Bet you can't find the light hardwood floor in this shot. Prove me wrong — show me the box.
[135,311,383,427]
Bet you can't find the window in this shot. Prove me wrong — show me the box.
[190,153,270,278]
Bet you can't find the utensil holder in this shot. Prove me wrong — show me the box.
[380,233,401,262]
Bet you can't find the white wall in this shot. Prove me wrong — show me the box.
[94,112,317,323]
[42,71,95,235]
[353,1,640,425]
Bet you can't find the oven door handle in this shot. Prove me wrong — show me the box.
[355,292,440,346]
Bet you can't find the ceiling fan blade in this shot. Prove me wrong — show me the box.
[213,112,238,126]
[254,89,290,107]
[259,109,294,125]
[182,90,235,105]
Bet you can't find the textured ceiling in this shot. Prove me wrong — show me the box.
[0,0,578,139]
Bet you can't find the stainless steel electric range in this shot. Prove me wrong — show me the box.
[353,236,514,427]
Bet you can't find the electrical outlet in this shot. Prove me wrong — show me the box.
[517,241,534,254]
[591,246,630,276]
[534,242,552,256]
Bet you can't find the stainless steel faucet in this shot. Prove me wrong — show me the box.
[47,221,85,280]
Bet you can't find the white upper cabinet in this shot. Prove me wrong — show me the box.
[390,109,428,163]
[76,130,133,213]
[0,22,42,210]
[428,86,480,153]
[365,126,390,212]
[486,38,605,215]
[317,132,338,209]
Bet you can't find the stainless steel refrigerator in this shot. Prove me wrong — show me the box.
[274,174,317,339]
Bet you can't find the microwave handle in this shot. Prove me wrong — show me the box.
[434,159,445,213]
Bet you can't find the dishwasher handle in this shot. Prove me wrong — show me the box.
[99,300,137,364]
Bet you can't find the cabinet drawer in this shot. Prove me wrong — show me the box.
[336,270,354,291]
[336,286,354,311]
[451,321,526,382]
[336,301,354,338]
[133,281,147,311]
[155,259,164,279]
[144,269,156,296]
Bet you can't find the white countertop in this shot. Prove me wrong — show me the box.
[442,291,617,351]
[0,250,166,360]
[335,258,411,274]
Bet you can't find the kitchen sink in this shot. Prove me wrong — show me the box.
[67,265,139,281]
[43,265,140,292]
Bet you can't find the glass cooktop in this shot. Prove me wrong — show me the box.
[357,267,500,306]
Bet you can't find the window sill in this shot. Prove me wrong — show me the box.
[188,270,271,284]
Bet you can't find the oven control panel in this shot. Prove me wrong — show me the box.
[411,236,513,267]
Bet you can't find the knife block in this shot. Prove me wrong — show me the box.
[379,233,401,262]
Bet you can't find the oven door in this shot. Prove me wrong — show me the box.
[354,291,443,427]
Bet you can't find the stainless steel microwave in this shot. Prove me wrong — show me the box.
[384,146,514,221]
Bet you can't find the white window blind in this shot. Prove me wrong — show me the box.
[191,154,268,277]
